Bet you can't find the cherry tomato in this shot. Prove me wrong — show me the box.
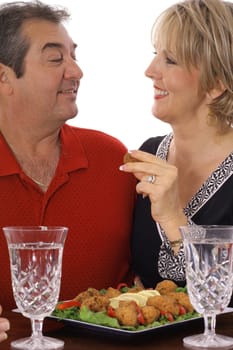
[179,305,187,315]
[116,283,128,290]
[166,312,174,322]
[107,306,116,318]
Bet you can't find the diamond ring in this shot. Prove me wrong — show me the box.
[147,175,156,184]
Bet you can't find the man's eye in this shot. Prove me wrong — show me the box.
[49,56,63,62]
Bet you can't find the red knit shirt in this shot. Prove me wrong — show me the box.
[0,124,136,309]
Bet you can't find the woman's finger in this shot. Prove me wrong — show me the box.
[0,318,10,342]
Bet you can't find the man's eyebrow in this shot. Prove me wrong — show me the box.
[42,42,77,52]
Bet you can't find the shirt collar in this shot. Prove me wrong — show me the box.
[60,124,88,172]
[0,124,88,177]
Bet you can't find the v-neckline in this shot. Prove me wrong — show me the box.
[156,133,233,218]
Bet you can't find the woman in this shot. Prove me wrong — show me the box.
[0,306,9,342]
[120,0,233,298]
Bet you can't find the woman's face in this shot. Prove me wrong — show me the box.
[145,42,208,127]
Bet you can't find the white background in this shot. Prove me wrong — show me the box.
[2,0,178,149]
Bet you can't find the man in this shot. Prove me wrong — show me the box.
[0,0,136,313]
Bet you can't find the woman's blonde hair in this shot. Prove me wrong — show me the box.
[152,0,233,132]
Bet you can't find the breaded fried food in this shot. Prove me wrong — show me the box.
[155,280,178,295]
[74,287,100,303]
[104,287,121,298]
[82,295,110,312]
[115,302,138,327]
[168,292,194,313]
[118,300,134,308]
[126,286,144,293]
[123,152,139,163]
[147,295,180,316]
[141,305,160,325]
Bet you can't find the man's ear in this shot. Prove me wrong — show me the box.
[0,64,14,95]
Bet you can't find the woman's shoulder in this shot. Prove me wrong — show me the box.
[139,135,167,154]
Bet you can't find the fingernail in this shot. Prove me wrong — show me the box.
[119,165,125,171]
[0,320,10,331]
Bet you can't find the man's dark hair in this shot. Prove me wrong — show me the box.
[0,0,70,77]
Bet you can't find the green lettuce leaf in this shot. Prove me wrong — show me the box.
[79,306,121,328]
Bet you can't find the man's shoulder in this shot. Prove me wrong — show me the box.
[62,124,127,152]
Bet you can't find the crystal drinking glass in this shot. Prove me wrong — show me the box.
[179,225,233,349]
[3,226,68,350]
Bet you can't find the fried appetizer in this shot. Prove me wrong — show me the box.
[141,305,160,325]
[82,295,110,312]
[104,287,121,298]
[168,292,194,313]
[74,287,100,303]
[114,301,160,326]
[155,280,178,295]
[147,295,180,316]
[115,302,138,327]
[126,286,144,293]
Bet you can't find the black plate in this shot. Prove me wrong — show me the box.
[48,307,233,338]
[49,314,198,336]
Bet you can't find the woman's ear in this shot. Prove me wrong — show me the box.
[207,80,226,101]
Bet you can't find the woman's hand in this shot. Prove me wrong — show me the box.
[134,275,145,288]
[120,150,187,240]
[0,305,10,342]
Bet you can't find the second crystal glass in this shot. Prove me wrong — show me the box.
[180,225,233,349]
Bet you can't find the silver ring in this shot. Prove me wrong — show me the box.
[147,175,156,184]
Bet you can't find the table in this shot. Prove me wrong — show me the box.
[1,310,233,349]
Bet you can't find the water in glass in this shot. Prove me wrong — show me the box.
[10,242,63,319]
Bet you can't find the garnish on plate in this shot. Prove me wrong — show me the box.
[52,280,199,331]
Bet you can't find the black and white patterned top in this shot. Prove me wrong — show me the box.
[131,133,233,292]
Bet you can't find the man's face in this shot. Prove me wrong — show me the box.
[12,19,83,128]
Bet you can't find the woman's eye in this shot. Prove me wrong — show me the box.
[166,56,176,65]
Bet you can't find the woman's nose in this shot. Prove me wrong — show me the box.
[145,56,162,80]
